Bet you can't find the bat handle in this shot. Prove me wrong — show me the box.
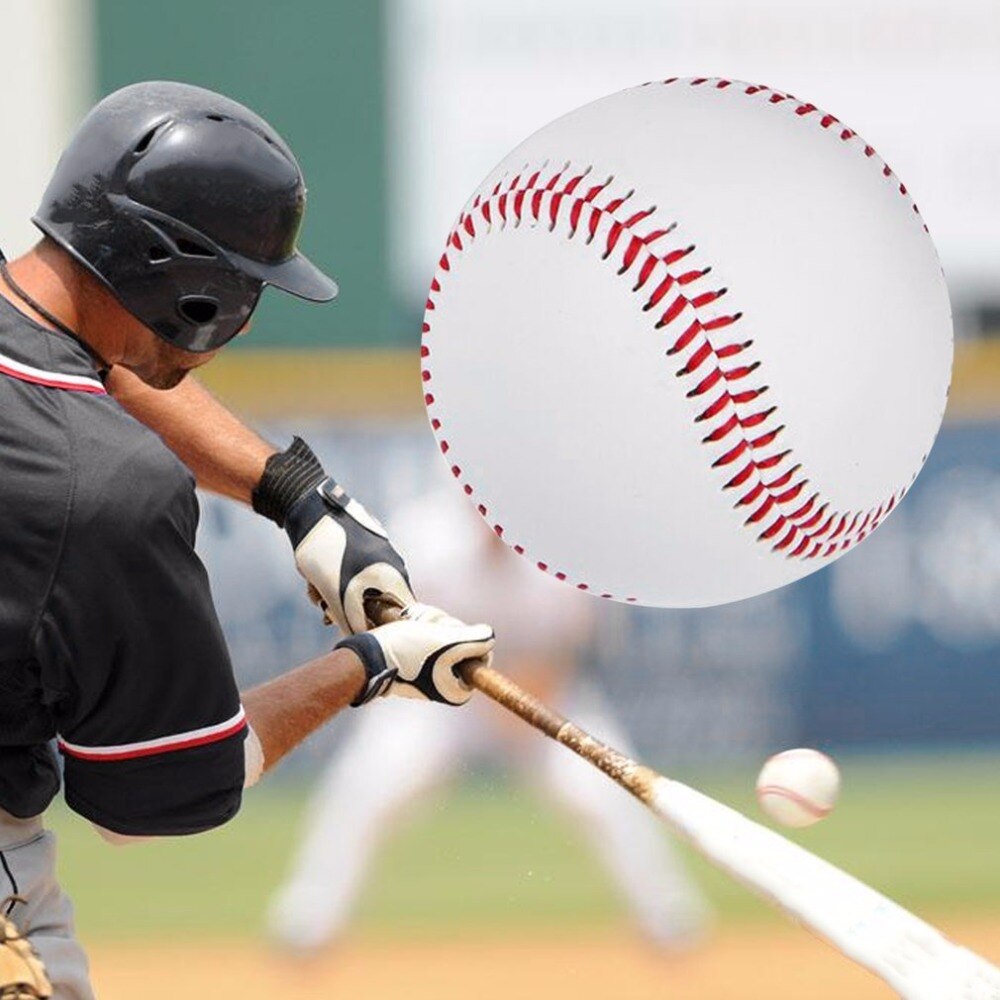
[361,592,655,801]
[362,591,407,628]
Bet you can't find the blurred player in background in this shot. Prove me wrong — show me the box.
[268,485,712,953]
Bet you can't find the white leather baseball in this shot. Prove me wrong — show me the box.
[756,748,841,828]
[422,77,952,608]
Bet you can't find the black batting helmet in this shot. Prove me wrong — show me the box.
[34,80,337,353]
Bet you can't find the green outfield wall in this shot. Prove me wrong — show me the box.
[94,0,398,349]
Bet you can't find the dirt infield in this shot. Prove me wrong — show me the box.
[87,917,1000,999]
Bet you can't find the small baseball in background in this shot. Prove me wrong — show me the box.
[755,748,841,828]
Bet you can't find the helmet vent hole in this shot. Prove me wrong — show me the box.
[148,244,170,263]
[133,125,163,156]
[206,114,227,122]
[178,297,219,325]
[175,238,215,258]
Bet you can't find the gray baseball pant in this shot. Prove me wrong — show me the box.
[0,809,95,1000]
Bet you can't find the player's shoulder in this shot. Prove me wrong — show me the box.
[0,304,196,534]
[71,400,197,538]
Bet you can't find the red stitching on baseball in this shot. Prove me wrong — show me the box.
[423,77,919,598]
[666,321,701,356]
[756,784,833,819]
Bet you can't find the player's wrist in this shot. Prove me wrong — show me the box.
[251,436,326,527]
[335,633,398,706]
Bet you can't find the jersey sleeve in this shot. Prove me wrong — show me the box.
[33,433,247,836]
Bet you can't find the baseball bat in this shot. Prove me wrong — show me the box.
[364,594,1000,998]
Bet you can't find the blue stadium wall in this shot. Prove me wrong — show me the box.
[195,420,1000,769]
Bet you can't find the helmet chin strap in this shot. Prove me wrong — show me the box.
[0,258,109,374]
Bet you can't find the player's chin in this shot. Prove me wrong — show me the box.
[134,364,193,390]
[135,345,218,390]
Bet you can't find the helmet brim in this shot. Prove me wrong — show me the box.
[236,249,339,302]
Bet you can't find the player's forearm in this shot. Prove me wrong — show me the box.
[241,648,366,774]
[106,367,275,503]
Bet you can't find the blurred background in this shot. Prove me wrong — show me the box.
[2,1,998,998]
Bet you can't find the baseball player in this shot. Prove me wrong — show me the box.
[268,486,712,953]
[0,81,494,999]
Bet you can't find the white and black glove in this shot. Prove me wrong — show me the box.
[337,604,495,706]
[252,437,416,634]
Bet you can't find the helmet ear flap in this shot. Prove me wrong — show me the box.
[122,214,252,346]
[177,296,220,326]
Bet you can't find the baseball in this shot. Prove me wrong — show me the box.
[755,748,841,828]
[422,77,952,608]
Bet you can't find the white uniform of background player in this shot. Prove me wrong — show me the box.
[267,487,711,950]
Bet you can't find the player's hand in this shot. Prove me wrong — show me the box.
[288,479,416,635]
[336,604,494,706]
[252,437,416,633]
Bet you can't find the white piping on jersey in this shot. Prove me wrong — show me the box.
[58,707,247,762]
[0,350,106,394]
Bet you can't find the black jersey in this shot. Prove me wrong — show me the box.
[0,294,245,835]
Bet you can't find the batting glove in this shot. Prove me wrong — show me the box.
[252,437,416,634]
[336,604,495,706]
